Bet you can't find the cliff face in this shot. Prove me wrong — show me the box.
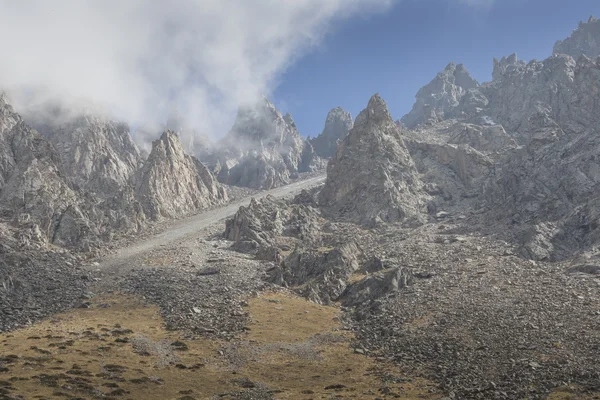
[134,131,227,220]
[310,107,353,158]
[39,114,142,198]
[401,63,479,128]
[319,94,429,227]
[0,94,91,248]
[212,98,323,190]
[553,15,600,58]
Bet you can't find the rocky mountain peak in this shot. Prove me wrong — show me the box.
[492,53,527,81]
[554,15,600,58]
[310,107,353,158]
[32,109,142,198]
[134,130,226,220]
[211,97,323,190]
[0,93,21,134]
[401,62,479,128]
[354,93,394,127]
[319,94,429,226]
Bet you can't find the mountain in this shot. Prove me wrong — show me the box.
[134,130,227,220]
[319,94,429,226]
[211,98,323,189]
[401,62,479,128]
[0,93,92,248]
[396,25,600,260]
[554,15,600,58]
[309,107,353,158]
[37,113,142,198]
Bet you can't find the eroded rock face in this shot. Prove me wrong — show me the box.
[492,53,527,82]
[224,195,322,258]
[484,123,600,260]
[310,107,353,158]
[213,98,322,189]
[39,114,142,198]
[319,94,429,226]
[402,63,479,128]
[134,131,227,220]
[269,242,362,305]
[341,267,413,307]
[407,140,492,209]
[0,94,90,247]
[554,16,600,58]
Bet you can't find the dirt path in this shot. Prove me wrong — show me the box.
[97,176,325,275]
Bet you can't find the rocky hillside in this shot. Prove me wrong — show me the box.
[0,94,228,250]
[211,98,323,189]
[0,93,91,248]
[319,94,429,226]
[554,15,600,58]
[309,107,353,158]
[395,19,600,260]
[401,62,479,128]
[38,113,142,198]
[134,131,227,220]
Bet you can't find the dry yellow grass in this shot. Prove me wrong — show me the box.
[0,292,443,399]
[548,387,600,400]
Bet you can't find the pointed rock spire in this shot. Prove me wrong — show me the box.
[319,94,429,226]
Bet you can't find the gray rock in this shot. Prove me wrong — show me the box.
[492,53,526,82]
[211,98,323,189]
[341,267,413,307]
[402,63,479,128]
[554,16,600,58]
[269,242,362,305]
[34,111,142,198]
[406,140,493,206]
[319,94,430,227]
[310,107,353,158]
[0,94,92,247]
[224,195,322,258]
[134,130,227,220]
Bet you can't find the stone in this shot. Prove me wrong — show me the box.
[134,130,227,220]
[310,107,353,158]
[319,94,430,227]
[210,97,323,189]
[553,16,600,58]
[341,267,413,307]
[31,109,142,198]
[402,63,479,128]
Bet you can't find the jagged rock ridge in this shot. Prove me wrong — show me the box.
[396,25,600,260]
[401,63,479,128]
[0,94,93,248]
[309,107,353,158]
[319,94,430,226]
[212,98,323,189]
[134,130,227,220]
[0,94,227,250]
[554,16,600,58]
[38,113,142,198]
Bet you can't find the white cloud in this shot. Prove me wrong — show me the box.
[0,0,393,145]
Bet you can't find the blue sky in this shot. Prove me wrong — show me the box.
[272,0,600,137]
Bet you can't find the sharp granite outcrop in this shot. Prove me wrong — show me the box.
[37,113,142,198]
[401,62,479,128]
[309,107,353,158]
[553,15,600,58]
[0,94,228,250]
[0,93,90,248]
[134,130,227,220]
[212,98,323,190]
[395,21,600,260]
[319,94,430,226]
